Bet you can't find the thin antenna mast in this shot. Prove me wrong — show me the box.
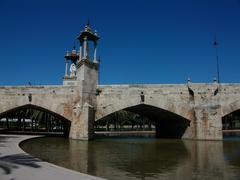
[213,36,220,83]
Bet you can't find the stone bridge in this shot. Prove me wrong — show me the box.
[96,83,240,140]
[1,24,240,140]
[1,82,240,140]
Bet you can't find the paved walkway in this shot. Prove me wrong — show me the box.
[0,134,105,180]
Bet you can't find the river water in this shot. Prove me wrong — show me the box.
[20,136,240,180]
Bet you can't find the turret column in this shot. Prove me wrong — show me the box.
[93,41,98,63]
[65,60,68,78]
[83,36,88,59]
[79,41,83,62]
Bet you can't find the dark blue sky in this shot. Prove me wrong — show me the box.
[0,0,240,85]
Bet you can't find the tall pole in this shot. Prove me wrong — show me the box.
[213,36,220,83]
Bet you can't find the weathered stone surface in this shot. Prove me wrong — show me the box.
[96,84,192,121]
[96,83,240,140]
[1,79,240,140]
[0,86,78,121]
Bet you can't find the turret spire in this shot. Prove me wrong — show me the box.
[77,23,100,63]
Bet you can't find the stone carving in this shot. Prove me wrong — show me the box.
[70,63,77,77]
[73,103,81,117]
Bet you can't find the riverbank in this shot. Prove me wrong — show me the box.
[0,134,105,180]
[95,130,155,137]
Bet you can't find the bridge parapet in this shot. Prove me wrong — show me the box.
[0,85,77,95]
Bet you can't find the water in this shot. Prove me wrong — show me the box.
[20,137,240,180]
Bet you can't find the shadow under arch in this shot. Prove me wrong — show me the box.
[222,108,240,133]
[0,104,71,137]
[222,102,240,167]
[96,104,190,139]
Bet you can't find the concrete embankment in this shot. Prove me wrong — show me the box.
[0,134,105,180]
[95,130,155,137]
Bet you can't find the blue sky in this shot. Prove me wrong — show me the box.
[0,0,240,85]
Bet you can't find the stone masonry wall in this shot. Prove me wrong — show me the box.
[0,86,78,121]
[1,83,240,140]
[96,83,240,140]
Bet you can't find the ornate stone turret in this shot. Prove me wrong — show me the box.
[75,22,100,105]
[63,47,79,86]
[67,23,100,140]
[63,23,100,86]
[77,22,99,63]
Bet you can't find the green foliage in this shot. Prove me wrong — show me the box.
[95,110,155,131]
[0,107,66,132]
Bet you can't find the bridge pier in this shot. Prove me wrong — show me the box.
[184,83,223,140]
[193,106,222,140]
[177,114,222,140]
[181,107,222,140]
[69,103,95,140]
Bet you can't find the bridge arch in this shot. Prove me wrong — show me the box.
[221,100,240,132]
[0,100,73,122]
[0,104,71,121]
[0,104,71,135]
[96,104,191,138]
[222,100,240,118]
[96,100,192,122]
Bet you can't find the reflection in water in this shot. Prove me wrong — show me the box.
[20,137,240,180]
[223,138,240,171]
[82,139,188,179]
[182,141,225,180]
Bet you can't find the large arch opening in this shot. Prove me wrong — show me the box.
[95,104,190,139]
[222,109,240,137]
[0,104,71,137]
